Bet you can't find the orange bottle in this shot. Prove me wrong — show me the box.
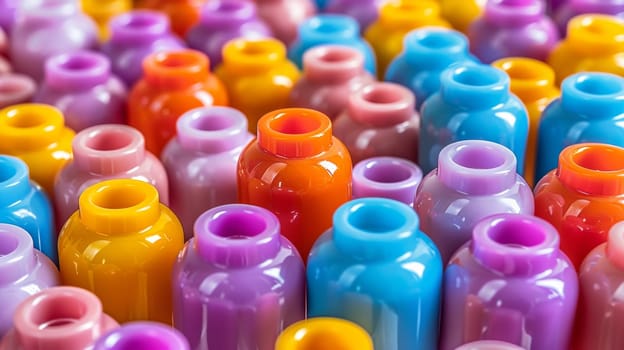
[237,108,352,261]
[492,57,560,187]
[58,179,185,324]
[0,104,74,196]
[128,49,228,156]
[548,14,624,85]
[81,0,131,40]
[215,38,300,133]
[364,0,451,78]
[440,0,486,34]
[137,0,205,37]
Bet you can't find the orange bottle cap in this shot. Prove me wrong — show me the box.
[143,49,209,89]
[557,143,624,196]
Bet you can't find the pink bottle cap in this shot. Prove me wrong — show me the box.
[176,106,250,153]
[303,45,366,83]
[0,74,36,108]
[347,82,415,127]
[455,340,525,350]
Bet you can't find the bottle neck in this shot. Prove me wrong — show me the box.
[566,15,624,55]
[0,155,32,206]
[303,45,366,84]
[0,74,37,108]
[199,0,258,28]
[557,143,624,196]
[109,10,172,45]
[347,82,415,127]
[299,14,360,45]
[483,0,545,26]
[18,0,79,22]
[44,51,111,91]
[492,57,559,103]
[176,106,251,153]
[82,0,130,20]
[221,38,288,75]
[0,103,66,153]
[352,157,422,206]
[404,28,472,69]
[93,322,189,350]
[0,223,37,285]
[440,63,510,109]
[561,72,624,118]
[378,0,443,29]
[143,49,210,89]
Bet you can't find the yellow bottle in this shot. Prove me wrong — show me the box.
[81,0,132,40]
[440,0,486,34]
[0,104,74,196]
[275,317,374,350]
[365,0,451,78]
[58,179,185,324]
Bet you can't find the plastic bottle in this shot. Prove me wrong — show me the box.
[0,104,74,196]
[34,51,127,132]
[0,74,36,108]
[137,0,206,37]
[128,49,228,156]
[455,341,525,350]
[9,0,98,81]
[385,27,479,109]
[0,224,59,338]
[102,10,186,87]
[288,14,376,75]
[253,0,316,46]
[80,0,131,40]
[441,213,578,350]
[419,62,529,175]
[352,156,422,206]
[0,287,118,350]
[555,0,624,34]
[535,72,624,184]
[93,322,190,350]
[534,143,624,270]
[54,124,169,229]
[172,204,305,349]
[58,179,185,324]
[186,0,272,68]
[215,38,299,133]
[439,0,486,34]
[325,0,384,33]
[0,0,17,34]
[237,108,352,261]
[307,197,443,350]
[275,317,374,350]
[289,45,374,121]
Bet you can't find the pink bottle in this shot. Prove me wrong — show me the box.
[0,286,118,350]
[455,340,526,350]
[289,45,375,121]
[0,74,36,108]
[161,106,253,240]
[333,81,419,164]
[352,156,423,206]
[253,0,316,46]
[54,124,169,228]
[34,51,126,132]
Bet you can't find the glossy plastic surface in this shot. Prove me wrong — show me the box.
[186,0,272,68]
[555,0,624,34]
[548,15,624,84]
[58,179,185,324]
[173,204,305,349]
[307,197,443,350]
[441,214,578,350]
[215,38,299,133]
[535,72,624,183]
[128,49,228,156]
[364,0,451,78]
[440,0,486,33]
[138,0,205,37]
[325,0,383,33]
[81,0,131,40]
[275,317,374,350]
[0,104,74,196]
[419,62,529,175]
[385,27,478,109]
[9,0,98,81]
[0,74,36,108]
[455,341,525,350]
[0,224,59,338]
[352,156,422,206]
[468,0,559,63]
[55,124,169,229]
[0,0,16,34]
[34,51,127,132]
[237,108,352,261]
[253,0,316,46]
[414,140,534,264]
[492,57,559,187]
[288,14,376,75]
[0,287,118,350]
[102,10,186,87]
[93,322,190,350]
[333,82,420,164]
[534,143,624,270]
[162,106,253,240]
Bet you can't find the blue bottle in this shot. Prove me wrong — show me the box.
[307,197,443,350]
[385,28,479,109]
[419,62,529,175]
[535,72,624,184]
[314,0,329,11]
[288,14,377,75]
[0,155,56,264]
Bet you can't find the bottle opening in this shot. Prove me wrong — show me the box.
[496,60,545,81]
[58,55,98,71]
[91,186,146,210]
[573,146,624,172]
[363,162,412,183]
[156,52,201,69]
[309,16,351,34]
[208,210,267,240]
[487,218,546,248]
[574,74,623,96]
[347,203,407,233]
[113,333,177,350]
[295,330,350,350]
[214,1,246,12]
[418,30,461,49]
[0,234,18,257]
[452,66,501,87]
[85,129,134,151]
[362,85,404,104]
[580,15,624,38]
[270,113,322,135]
[124,11,160,28]
[452,144,507,170]
[318,48,354,63]
[30,296,87,330]
[190,114,236,132]
[4,111,47,128]
[0,161,16,183]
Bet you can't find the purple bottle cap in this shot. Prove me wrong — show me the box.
[437,140,517,195]
[18,0,81,22]
[607,221,624,270]
[0,155,32,207]
[347,82,415,127]
[193,204,282,268]
[0,223,37,285]
[44,51,111,90]
[176,106,250,153]
[471,213,560,276]
[303,45,366,83]
[199,0,259,27]
[484,0,544,26]
[109,10,172,44]
[0,74,36,108]
[93,322,190,350]
[352,156,423,206]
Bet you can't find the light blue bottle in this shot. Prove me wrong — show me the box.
[535,72,624,184]
[0,155,56,264]
[385,28,479,109]
[419,62,529,175]
[288,14,377,75]
[307,197,443,350]
[314,0,329,11]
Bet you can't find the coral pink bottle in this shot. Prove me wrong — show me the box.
[253,0,316,46]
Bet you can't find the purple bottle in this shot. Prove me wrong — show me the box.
[468,0,559,63]
[555,0,624,34]
[93,322,190,350]
[352,156,423,206]
[9,0,98,81]
[289,45,374,121]
[34,51,126,132]
[0,223,59,338]
[441,213,578,350]
[414,140,534,264]
[325,0,384,33]
[0,0,17,34]
[332,82,419,164]
[0,74,36,108]
[186,0,272,68]
[102,10,185,87]
[161,106,253,240]
[172,204,305,350]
